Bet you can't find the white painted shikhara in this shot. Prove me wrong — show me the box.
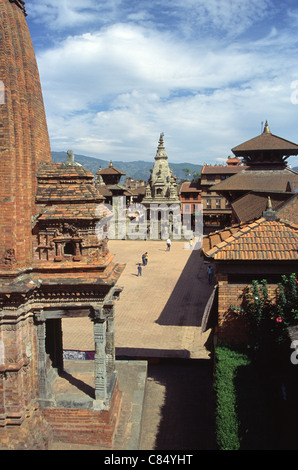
[62,240,213,359]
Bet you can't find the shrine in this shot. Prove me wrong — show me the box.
[142,133,181,239]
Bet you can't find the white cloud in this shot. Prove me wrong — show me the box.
[27,1,298,166]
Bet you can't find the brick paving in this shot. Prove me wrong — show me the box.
[62,240,213,358]
[56,239,216,450]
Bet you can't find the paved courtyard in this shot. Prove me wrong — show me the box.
[54,239,216,450]
[62,239,213,359]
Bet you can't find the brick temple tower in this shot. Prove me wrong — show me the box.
[0,1,124,449]
[0,0,52,272]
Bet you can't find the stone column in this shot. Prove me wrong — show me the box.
[36,317,47,402]
[93,318,107,404]
[35,312,54,407]
[106,311,115,379]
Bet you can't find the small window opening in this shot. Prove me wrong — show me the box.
[64,241,76,256]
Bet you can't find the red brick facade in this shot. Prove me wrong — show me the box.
[0,0,51,272]
[216,277,278,345]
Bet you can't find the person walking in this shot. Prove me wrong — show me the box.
[207,265,213,285]
[166,238,171,251]
[142,253,146,266]
[137,263,142,276]
[144,252,148,264]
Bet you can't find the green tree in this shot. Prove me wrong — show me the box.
[182,168,191,180]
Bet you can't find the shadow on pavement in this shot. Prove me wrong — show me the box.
[116,347,191,360]
[155,249,214,327]
[139,358,217,450]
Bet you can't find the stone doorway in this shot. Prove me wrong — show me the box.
[35,308,117,411]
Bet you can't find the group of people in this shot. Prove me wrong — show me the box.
[137,251,148,276]
[136,243,214,285]
[137,238,172,276]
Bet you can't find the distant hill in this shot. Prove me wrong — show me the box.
[51,151,203,182]
[293,166,298,173]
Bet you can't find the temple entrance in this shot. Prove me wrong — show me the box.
[35,307,117,410]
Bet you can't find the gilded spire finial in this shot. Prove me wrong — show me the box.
[267,196,272,209]
[263,120,270,134]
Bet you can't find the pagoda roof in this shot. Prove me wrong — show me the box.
[232,121,298,157]
[231,191,294,224]
[201,164,247,174]
[36,160,104,204]
[210,168,298,193]
[96,162,126,176]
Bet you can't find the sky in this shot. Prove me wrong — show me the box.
[25,0,298,167]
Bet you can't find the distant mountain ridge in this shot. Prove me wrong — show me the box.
[51,151,203,182]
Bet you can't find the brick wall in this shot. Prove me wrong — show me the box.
[0,407,52,450]
[217,279,278,344]
[0,315,39,424]
[42,382,122,448]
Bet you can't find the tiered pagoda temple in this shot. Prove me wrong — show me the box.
[211,121,298,222]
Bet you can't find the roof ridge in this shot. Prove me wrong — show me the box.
[201,218,264,257]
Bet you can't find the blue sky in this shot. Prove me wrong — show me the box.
[26,0,298,167]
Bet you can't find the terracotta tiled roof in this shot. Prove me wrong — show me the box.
[36,183,103,203]
[126,186,146,196]
[210,168,298,192]
[180,182,201,192]
[37,162,94,180]
[38,203,105,220]
[276,195,298,225]
[231,191,293,223]
[202,217,298,261]
[36,162,104,203]
[97,186,113,197]
[201,164,247,174]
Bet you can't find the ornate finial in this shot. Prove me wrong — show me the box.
[263,196,279,221]
[9,1,27,16]
[109,160,113,167]
[263,120,270,133]
[155,133,167,159]
[66,149,75,164]
[267,196,272,209]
